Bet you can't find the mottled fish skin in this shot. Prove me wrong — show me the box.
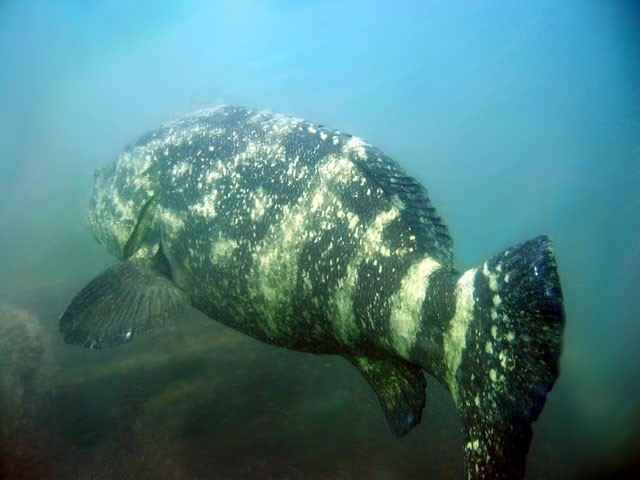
[81,105,565,480]
[92,105,455,365]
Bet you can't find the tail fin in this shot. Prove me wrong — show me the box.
[446,235,565,479]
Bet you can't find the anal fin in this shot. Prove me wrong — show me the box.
[347,355,426,437]
[60,259,190,348]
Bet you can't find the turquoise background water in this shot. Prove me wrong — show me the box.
[1,1,639,478]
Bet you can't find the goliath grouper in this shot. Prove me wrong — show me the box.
[60,106,565,479]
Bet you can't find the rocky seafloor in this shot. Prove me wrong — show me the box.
[2,302,639,479]
[0,303,465,479]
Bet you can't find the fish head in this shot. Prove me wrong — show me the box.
[87,149,159,261]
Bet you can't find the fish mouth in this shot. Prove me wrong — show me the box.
[122,195,156,259]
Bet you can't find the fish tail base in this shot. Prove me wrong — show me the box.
[448,235,565,479]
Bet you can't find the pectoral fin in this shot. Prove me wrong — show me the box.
[60,258,190,348]
[347,355,426,437]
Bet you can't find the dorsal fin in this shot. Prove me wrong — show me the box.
[348,147,453,268]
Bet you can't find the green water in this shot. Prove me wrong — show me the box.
[1,1,639,478]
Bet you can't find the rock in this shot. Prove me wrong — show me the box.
[0,304,56,478]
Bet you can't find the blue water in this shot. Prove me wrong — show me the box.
[1,1,639,478]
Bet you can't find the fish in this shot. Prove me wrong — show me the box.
[60,105,565,479]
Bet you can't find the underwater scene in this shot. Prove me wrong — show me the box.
[1,1,639,479]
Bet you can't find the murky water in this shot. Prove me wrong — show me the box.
[1,1,639,478]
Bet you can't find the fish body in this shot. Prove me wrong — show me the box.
[62,106,565,479]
